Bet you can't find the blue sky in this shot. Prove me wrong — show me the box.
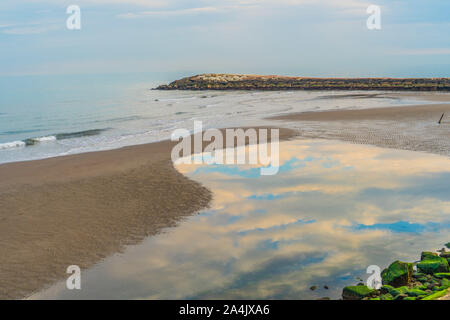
[1,0,449,77]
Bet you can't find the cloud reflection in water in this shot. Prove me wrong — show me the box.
[32,139,450,300]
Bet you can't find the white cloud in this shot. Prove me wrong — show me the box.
[390,48,450,56]
[117,0,371,19]
[0,20,61,35]
[118,6,223,19]
[19,0,167,6]
[2,25,60,35]
[22,0,367,6]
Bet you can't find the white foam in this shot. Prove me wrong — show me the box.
[34,136,57,142]
[0,140,26,150]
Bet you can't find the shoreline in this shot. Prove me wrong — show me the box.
[268,102,450,157]
[0,127,296,300]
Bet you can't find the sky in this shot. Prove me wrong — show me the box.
[0,0,449,77]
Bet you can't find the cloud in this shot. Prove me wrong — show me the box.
[1,25,60,35]
[15,0,167,6]
[118,6,223,19]
[117,0,372,19]
[22,0,368,7]
[390,48,450,56]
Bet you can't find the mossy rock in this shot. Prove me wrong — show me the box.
[394,293,408,300]
[416,284,428,290]
[417,256,449,274]
[380,293,394,300]
[421,251,438,260]
[445,243,450,249]
[381,284,428,298]
[413,272,427,278]
[421,288,449,300]
[434,273,450,279]
[390,286,409,297]
[380,285,394,295]
[406,288,429,297]
[381,260,413,287]
[440,252,450,259]
[442,278,450,289]
[403,297,417,300]
[342,285,376,300]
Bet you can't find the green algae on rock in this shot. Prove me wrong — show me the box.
[421,289,449,300]
[381,261,413,287]
[340,244,450,300]
[421,252,439,260]
[342,285,377,300]
[417,254,449,275]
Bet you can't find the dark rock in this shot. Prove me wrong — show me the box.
[310,285,317,291]
[413,272,427,278]
[380,285,393,294]
[155,74,450,92]
[342,285,376,300]
[394,293,408,300]
[406,288,429,297]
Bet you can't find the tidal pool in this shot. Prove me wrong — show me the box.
[32,139,450,299]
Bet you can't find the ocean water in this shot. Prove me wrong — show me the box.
[0,73,427,164]
[31,140,450,299]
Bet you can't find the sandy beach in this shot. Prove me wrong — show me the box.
[269,101,450,157]
[0,127,295,299]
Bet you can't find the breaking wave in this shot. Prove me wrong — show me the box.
[0,128,108,150]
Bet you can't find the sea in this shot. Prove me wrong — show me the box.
[0,73,426,164]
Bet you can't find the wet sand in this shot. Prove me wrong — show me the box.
[0,127,296,299]
[269,103,450,157]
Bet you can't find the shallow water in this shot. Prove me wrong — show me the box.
[31,139,450,299]
[0,73,427,164]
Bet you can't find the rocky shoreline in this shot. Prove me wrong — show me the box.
[341,243,450,300]
[156,74,450,91]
